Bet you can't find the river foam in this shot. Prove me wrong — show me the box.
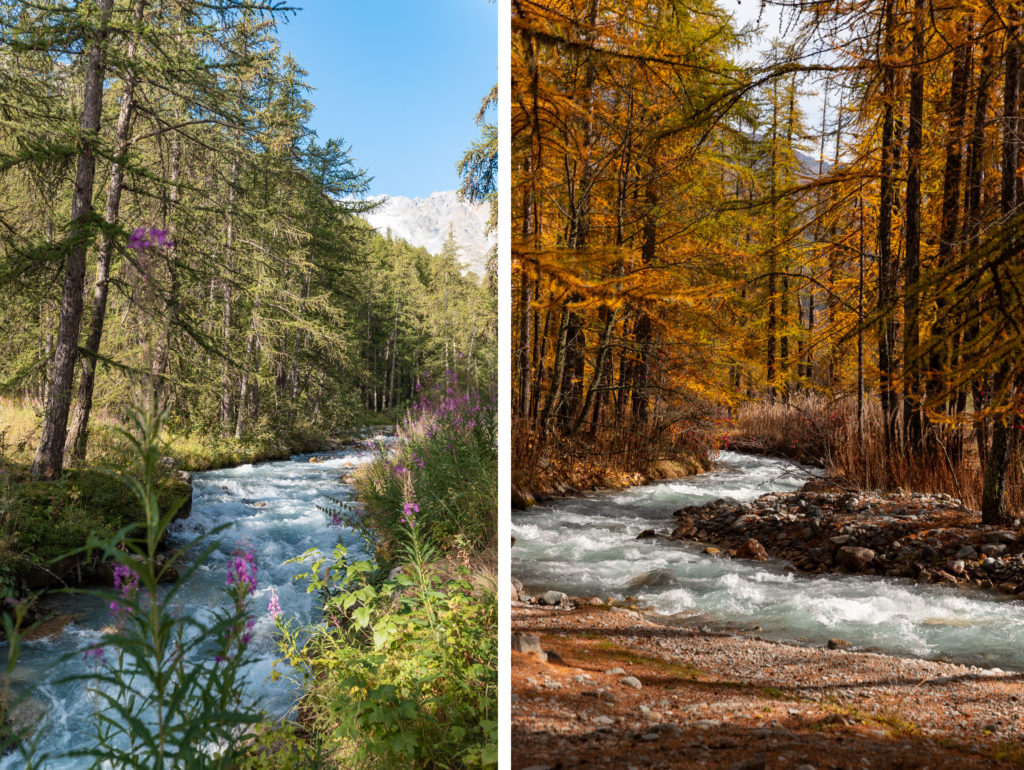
[513,451,1024,671]
[1,434,389,769]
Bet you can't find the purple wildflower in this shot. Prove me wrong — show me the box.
[226,548,257,597]
[400,501,419,527]
[242,617,255,646]
[128,226,171,251]
[83,644,105,667]
[110,563,139,622]
[268,588,282,620]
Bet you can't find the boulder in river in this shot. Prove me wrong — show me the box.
[836,546,875,572]
[671,515,697,539]
[626,568,675,590]
[539,590,568,606]
[735,538,768,561]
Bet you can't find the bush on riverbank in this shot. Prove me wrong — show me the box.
[354,377,497,561]
[732,394,1024,513]
[0,468,189,596]
[512,408,716,504]
[279,375,497,767]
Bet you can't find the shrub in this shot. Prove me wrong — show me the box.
[351,374,496,562]
[281,372,498,767]
[276,531,497,767]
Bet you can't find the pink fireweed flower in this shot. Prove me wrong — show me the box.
[110,564,139,622]
[128,226,171,251]
[83,644,105,667]
[400,501,419,527]
[268,588,282,620]
[226,548,257,597]
[242,617,255,646]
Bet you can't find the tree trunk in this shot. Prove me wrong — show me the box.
[877,0,898,453]
[981,10,1020,525]
[927,20,971,455]
[66,0,146,465]
[903,0,925,453]
[32,0,115,480]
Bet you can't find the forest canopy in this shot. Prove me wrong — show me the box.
[0,0,495,478]
[512,0,1024,520]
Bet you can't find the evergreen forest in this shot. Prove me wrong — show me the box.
[0,1,495,476]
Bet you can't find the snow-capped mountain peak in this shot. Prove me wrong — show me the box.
[360,190,493,275]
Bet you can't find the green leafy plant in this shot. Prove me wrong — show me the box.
[276,512,497,768]
[0,408,266,769]
[65,408,264,768]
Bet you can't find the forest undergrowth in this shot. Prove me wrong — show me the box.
[731,393,1024,515]
[269,374,498,768]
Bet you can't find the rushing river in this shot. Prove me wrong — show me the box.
[2,435,387,768]
[513,451,1024,672]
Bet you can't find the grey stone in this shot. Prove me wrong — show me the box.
[620,676,643,690]
[539,590,568,606]
[955,545,978,560]
[604,667,626,676]
[511,632,544,656]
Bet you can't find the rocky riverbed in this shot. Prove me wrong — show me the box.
[512,602,1024,769]
[645,486,1024,596]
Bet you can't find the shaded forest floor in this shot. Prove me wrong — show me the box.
[512,603,1024,769]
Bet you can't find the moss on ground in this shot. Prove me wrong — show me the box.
[0,468,190,595]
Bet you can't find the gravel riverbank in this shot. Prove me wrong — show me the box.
[512,602,1024,769]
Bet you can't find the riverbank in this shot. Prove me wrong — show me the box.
[513,452,710,509]
[512,602,1024,768]
[654,483,1024,596]
[272,385,498,767]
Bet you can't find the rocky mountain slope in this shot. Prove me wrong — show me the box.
[361,190,493,276]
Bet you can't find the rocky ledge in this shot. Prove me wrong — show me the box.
[642,486,1024,595]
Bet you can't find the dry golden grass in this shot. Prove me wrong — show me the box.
[0,398,40,464]
[734,393,1024,514]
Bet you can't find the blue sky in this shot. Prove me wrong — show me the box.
[275,1,497,199]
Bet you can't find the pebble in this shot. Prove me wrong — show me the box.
[620,676,643,689]
[692,719,722,729]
